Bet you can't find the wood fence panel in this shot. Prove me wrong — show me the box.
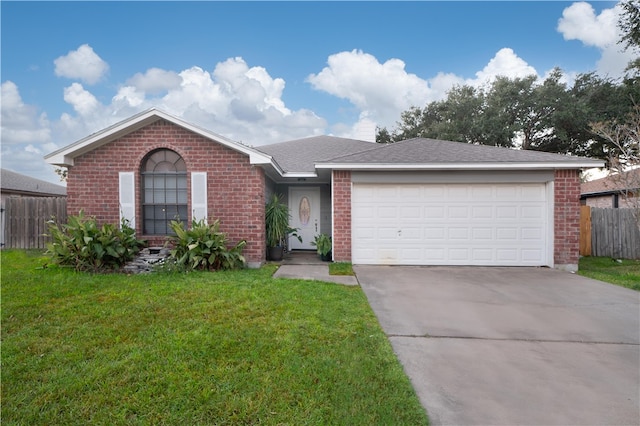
[579,205,592,256]
[3,197,67,249]
[590,207,640,259]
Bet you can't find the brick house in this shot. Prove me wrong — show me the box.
[45,108,603,271]
[581,169,640,208]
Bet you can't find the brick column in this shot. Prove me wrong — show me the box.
[332,170,352,262]
[554,169,581,271]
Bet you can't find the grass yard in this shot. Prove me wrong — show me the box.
[578,256,640,291]
[328,262,354,276]
[1,250,428,425]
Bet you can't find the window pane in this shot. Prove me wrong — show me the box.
[177,189,187,204]
[166,190,177,203]
[153,190,166,203]
[155,206,167,220]
[144,205,155,219]
[178,206,188,221]
[166,175,176,189]
[144,189,153,203]
[154,176,165,189]
[177,176,187,189]
[165,205,179,220]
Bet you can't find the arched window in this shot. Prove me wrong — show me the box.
[141,149,187,235]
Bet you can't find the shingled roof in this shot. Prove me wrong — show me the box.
[581,168,640,196]
[256,136,376,174]
[1,169,66,197]
[316,138,603,170]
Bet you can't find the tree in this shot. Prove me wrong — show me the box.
[619,0,640,51]
[591,104,640,221]
[619,0,640,76]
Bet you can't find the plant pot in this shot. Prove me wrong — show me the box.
[268,246,284,261]
[320,251,332,262]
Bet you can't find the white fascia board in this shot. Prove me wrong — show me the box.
[316,161,605,170]
[282,172,318,178]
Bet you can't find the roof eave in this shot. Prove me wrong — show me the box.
[44,108,274,167]
[316,161,605,170]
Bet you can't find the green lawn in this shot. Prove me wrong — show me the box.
[578,256,640,291]
[1,250,428,425]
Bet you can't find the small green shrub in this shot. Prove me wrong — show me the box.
[311,233,332,256]
[167,218,246,271]
[46,211,145,272]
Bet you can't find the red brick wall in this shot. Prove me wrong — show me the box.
[332,170,352,261]
[554,169,581,268]
[66,119,265,264]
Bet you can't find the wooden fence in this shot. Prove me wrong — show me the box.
[1,197,67,249]
[580,206,640,259]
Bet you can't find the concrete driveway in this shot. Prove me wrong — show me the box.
[355,266,640,425]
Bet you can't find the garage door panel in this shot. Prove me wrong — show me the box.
[521,185,546,200]
[472,248,494,261]
[472,205,493,218]
[448,228,469,240]
[473,228,493,239]
[352,182,550,266]
[496,206,518,219]
[447,206,469,219]
[425,206,445,218]
[425,228,446,239]
[496,228,518,240]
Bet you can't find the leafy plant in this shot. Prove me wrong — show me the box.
[167,218,246,271]
[46,210,145,272]
[311,233,332,257]
[265,193,300,247]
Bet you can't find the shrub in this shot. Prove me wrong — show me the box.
[166,219,246,271]
[46,211,145,272]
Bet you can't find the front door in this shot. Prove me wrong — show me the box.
[288,187,320,250]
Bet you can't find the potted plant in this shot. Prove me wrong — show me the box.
[311,233,332,261]
[265,193,300,261]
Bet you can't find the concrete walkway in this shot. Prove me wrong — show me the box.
[271,251,359,286]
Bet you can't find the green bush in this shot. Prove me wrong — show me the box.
[46,211,145,272]
[167,219,246,271]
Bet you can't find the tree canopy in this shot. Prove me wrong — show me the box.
[377,2,640,163]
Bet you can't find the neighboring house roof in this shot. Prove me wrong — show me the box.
[581,168,640,197]
[44,108,275,169]
[315,138,604,170]
[1,169,66,197]
[257,136,376,174]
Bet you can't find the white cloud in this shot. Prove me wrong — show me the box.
[307,50,433,129]
[1,81,51,145]
[54,44,109,85]
[63,83,101,116]
[126,68,182,94]
[557,2,618,48]
[557,2,631,78]
[0,82,60,183]
[47,58,326,148]
[472,48,539,82]
[306,48,540,132]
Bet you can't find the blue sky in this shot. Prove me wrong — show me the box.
[1,1,630,184]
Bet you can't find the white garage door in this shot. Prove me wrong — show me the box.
[352,183,551,266]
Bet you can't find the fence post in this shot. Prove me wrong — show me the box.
[579,205,592,256]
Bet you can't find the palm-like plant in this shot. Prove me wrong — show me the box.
[265,193,291,248]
